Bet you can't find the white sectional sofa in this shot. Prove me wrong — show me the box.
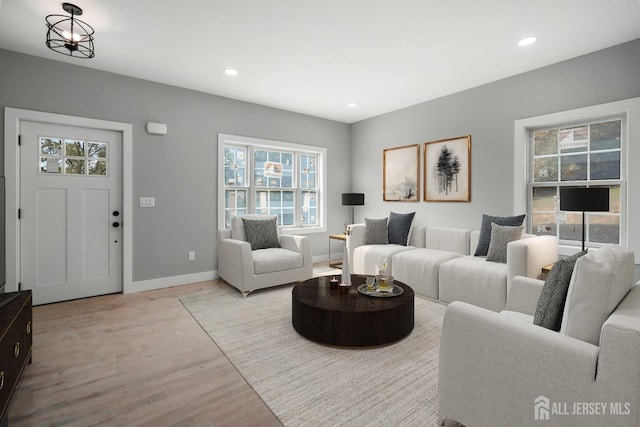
[346,223,559,312]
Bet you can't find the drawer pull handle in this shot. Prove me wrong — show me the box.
[14,342,20,358]
[0,371,4,390]
[26,320,32,335]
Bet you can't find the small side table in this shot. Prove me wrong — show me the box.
[329,233,347,268]
[541,263,555,280]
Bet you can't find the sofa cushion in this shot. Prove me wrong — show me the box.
[474,213,526,257]
[560,245,635,346]
[439,256,508,312]
[533,250,586,331]
[486,223,524,263]
[364,217,389,245]
[425,227,471,254]
[392,248,463,299]
[387,211,415,246]
[252,248,303,274]
[352,244,414,276]
[242,217,281,250]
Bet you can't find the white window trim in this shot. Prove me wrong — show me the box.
[514,97,640,260]
[217,133,327,234]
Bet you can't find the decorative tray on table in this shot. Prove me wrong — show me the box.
[357,284,404,298]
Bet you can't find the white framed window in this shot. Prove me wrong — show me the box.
[529,119,623,247]
[514,98,640,255]
[218,133,326,234]
[39,136,108,176]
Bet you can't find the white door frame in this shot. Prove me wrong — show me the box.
[4,107,133,294]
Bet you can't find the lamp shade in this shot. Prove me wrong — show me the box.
[342,193,365,206]
[560,187,609,212]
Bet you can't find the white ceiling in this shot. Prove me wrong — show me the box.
[1,1,639,123]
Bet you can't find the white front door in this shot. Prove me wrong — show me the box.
[20,121,122,305]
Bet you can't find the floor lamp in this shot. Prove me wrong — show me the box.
[341,193,365,227]
[560,187,609,252]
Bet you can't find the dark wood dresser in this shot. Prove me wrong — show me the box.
[0,291,32,426]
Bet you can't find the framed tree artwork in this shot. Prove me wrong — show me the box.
[383,144,420,201]
[424,135,471,202]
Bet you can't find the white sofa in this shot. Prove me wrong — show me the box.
[217,215,313,297]
[439,245,639,426]
[347,223,558,312]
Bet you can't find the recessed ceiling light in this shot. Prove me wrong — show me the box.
[347,103,357,108]
[225,68,238,76]
[518,36,537,47]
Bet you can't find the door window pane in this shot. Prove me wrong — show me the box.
[65,139,85,157]
[40,137,62,155]
[88,160,107,176]
[65,159,85,175]
[88,142,107,158]
[40,157,62,174]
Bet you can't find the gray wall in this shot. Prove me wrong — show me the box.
[0,48,351,282]
[350,39,640,279]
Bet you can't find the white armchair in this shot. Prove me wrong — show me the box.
[438,245,639,427]
[217,215,312,297]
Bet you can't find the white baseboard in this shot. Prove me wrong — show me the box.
[125,270,218,294]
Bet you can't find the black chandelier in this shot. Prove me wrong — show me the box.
[46,3,95,59]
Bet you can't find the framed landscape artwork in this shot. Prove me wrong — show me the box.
[383,144,420,201]
[424,135,471,202]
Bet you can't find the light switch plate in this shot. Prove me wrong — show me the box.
[139,197,156,208]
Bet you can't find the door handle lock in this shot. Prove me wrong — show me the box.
[112,222,120,228]
[113,211,120,217]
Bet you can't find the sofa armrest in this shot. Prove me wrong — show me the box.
[346,223,365,266]
[506,235,558,295]
[505,276,544,315]
[439,301,599,426]
[280,234,312,266]
[218,238,254,287]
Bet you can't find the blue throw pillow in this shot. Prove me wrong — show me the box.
[387,211,415,246]
[474,213,526,256]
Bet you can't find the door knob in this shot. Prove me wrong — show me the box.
[112,222,120,228]
[113,211,120,217]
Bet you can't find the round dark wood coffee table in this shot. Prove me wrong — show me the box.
[291,275,414,347]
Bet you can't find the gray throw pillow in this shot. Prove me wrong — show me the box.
[242,217,281,250]
[486,223,524,263]
[533,250,587,331]
[474,213,526,257]
[364,217,389,245]
[387,211,415,246]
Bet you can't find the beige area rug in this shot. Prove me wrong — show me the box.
[180,284,447,426]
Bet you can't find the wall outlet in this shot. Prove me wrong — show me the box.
[188,251,195,261]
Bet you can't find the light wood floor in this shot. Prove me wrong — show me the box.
[8,280,283,427]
